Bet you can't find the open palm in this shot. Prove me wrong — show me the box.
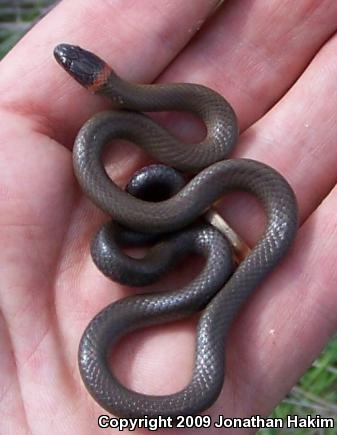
[1,1,337,434]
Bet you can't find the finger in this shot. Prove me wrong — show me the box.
[159,0,337,130]
[0,0,220,145]
[238,34,337,218]
[0,312,28,434]
[219,32,337,245]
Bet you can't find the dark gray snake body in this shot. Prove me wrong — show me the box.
[54,44,298,418]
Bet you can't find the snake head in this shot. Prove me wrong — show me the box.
[54,44,112,92]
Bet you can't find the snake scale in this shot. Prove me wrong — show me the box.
[54,43,298,419]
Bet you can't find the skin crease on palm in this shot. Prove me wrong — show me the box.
[1,0,337,433]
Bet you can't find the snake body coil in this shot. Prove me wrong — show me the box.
[54,44,298,418]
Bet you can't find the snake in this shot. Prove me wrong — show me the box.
[54,43,299,419]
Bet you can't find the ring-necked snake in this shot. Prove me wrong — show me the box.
[54,44,298,419]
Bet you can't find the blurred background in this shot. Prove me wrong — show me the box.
[0,0,55,58]
[1,1,337,433]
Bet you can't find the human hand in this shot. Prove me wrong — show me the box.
[0,1,337,434]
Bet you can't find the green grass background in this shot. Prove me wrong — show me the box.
[1,2,337,434]
[0,0,55,58]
